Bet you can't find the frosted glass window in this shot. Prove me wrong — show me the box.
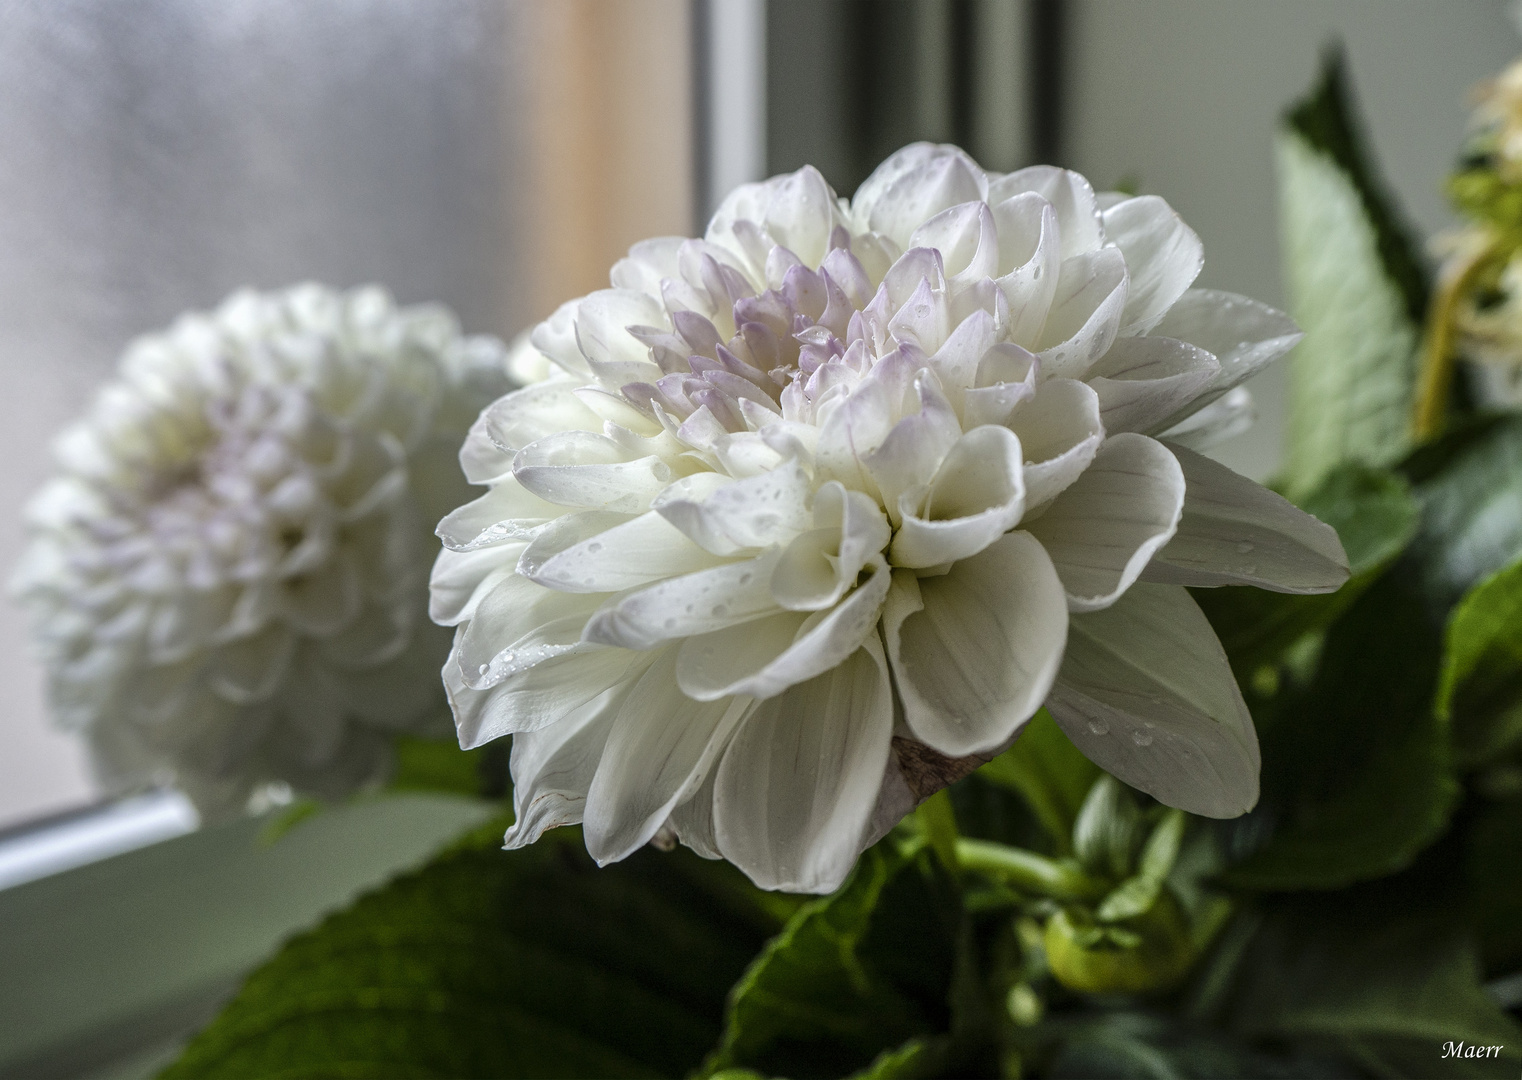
[0,0,693,828]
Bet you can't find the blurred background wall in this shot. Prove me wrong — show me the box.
[0,0,1519,830]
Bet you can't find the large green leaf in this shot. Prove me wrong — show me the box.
[163,822,780,1079]
[1045,1011,1347,1079]
[1196,465,1417,682]
[1278,49,1428,498]
[1220,572,1458,891]
[975,711,1100,855]
[1406,417,1522,614]
[702,842,959,1080]
[1227,894,1522,1078]
[1469,795,1522,975]
[1436,558,1522,764]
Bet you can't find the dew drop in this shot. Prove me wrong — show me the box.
[739,573,753,585]
[664,617,677,629]
[1087,718,1109,736]
[1236,541,1254,554]
[1131,730,1153,747]
[478,663,489,675]
[711,604,727,616]
[501,651,515,664]
[587,541,602,553]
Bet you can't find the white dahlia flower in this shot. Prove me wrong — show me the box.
[13,285,512,816]
[434,144,1350,893]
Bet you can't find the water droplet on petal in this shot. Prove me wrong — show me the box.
[1236,541,1254,554]
[1087,718,1109,736]
[587,541,602,553]
[1131,730,1153,747]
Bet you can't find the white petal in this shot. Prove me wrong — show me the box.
[853,143,987,249]
[862,369,961,512]
[1046,583,1259,819]
[988,166,1103,259]
[771,485,890,610]
[582,649,751,864]
[890,425,1027,569]
[963,344,1040,428]
[529,298,591,378]
[910,200,999,287]
[1025,433,1184,611]
[445,633,645,747]
[1158,386,1255,451]
[513,431,674,514]
[1007,378,1103,508]
[455,572,607,688]
[1083,336,1219,435]
[1142,444,1350,593]
[713,638,894,893]
[991,193,1062,346]
[610,236,687,296]
[1037,247,1129,379]
[584,551,784,649]
[478,380,603,457]
[428,544,520,626]
[436,477,565,551]
[502,682,627,848]
[523,510,728,594]
[882,531,1068,756]
[1149,288,1302,399]
[1103,195,1204,336]
[654,459,814,554]
[574,289,667,386]
[762,165,846,268]
[677,558,892,700]
[459,415,514,486]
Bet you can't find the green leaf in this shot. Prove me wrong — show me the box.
[703,842,958,1080]
[388,736,505,799]
[1046,1010,1347,1079]
[1227,895,1522,1078]
[976,710,1100,854]
[1437,558,1522,763]
[1469,795,1522,975]
[1221,572,1459,891]
[163,823,779,1079]
[1278,48,1428,498]
[844,1037,955,1079]
[1195,465,1418,682]
[1407,416,1522,613]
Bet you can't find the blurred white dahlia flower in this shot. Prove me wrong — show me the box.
[435,144,1350,893]
[13,285,512,816]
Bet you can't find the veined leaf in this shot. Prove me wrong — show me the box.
[1227,895,1522,1078]
[163,822,779,1079]
[1436,558,1522,764]
[1278,49,1428,498]
[1221,572,1458,891]
[1405,416,1522,614]
[702,842,958,1080]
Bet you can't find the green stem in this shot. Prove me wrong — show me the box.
[955,838,1107,901]
[1413,236,1495,442]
